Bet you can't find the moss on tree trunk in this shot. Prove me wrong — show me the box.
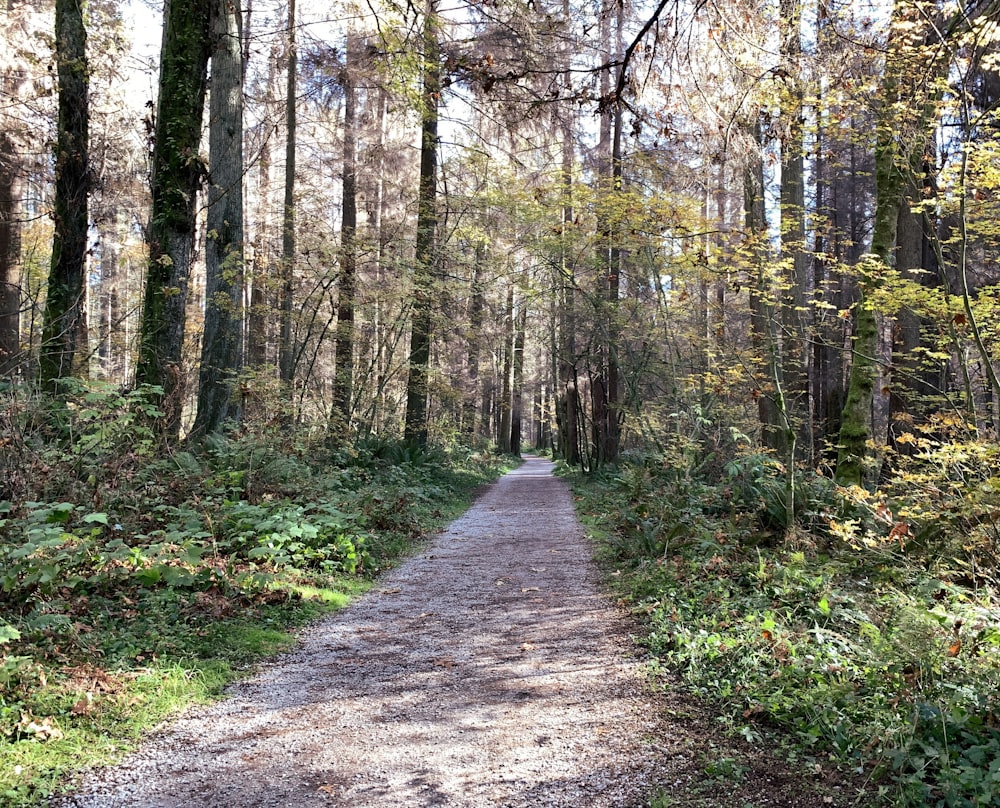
[40,0,89,391]
[136,0,211,436]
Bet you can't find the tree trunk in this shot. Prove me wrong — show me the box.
[278,0,297,388]
[40,0,89,391]
[331,32,360,439]
[192,0,245,438]
[463,243,484,438]
[604,56,623,465]
[136,0,211,437]
[498,284,514,454]
[246,17,274,381]
[556,16,580,464]
[778,0,808,457]
[97,244,117,380]
[367,84,388,434]
[403,0,440,447]
[744,117,787,451]
[0,129,21,377]
[510,298,527,456]
[591,0,622,468]
[836,0,955,485]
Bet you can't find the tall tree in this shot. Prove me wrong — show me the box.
[136,0,212,436]
[403,0,440,447]
[0,0,30,378]
[835,0,962,485]
[593,0,624,467]
[277,0,297,388]
[192,0,245,437]
[39,0,89,390]
[778,0,808,458]
[0,125,20,377]
[555,0,580,465]
[498,282,514,453]
[509,296,527,455]
[331,31,361,438]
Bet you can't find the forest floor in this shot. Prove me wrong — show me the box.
[53,456,850,808]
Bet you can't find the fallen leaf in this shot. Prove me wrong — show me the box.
[70,693,94,715]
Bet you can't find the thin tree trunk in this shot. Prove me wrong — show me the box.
[368,84,388,434]
[40,0,89,391]
[778,0,808,457]
[97,244,117,379]
[744,116,787,451]
[463,243,484,438]
[192,0,245,437]
[0,129,21,377]
[556,0,579,465]
[498,284,514,454]
[331,32,359,439]
[604,39,623,464]
[278,0,297,388]
[246,18,272,380]
[510,298,527,456]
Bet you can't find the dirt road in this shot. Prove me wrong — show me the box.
[57,456,681,807]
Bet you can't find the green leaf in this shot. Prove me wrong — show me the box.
[0,622,21,644]
[134,567,162,586]
[45,503,76,524]
[83,512,110,525]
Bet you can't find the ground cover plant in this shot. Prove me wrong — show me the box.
[571,440,1000,807]
[0,385,508,806]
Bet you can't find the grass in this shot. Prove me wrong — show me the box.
[0,420,510,806]
[1,578,355,806]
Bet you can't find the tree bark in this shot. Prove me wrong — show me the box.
[331,32,360,439]
[835,0,961,485]
[778,0,808,457]
[136,0,212,437]
[744,117,787,451]
[463,243,484,438]
[403,0,440,447]
[278,0,297,388]
[498,284,514,454]
[510,298,527,456]
[555,0,579,465]
[192,0,245,438]
[0,129,21,377]
[246,16,273,379]
[40,0,89,391]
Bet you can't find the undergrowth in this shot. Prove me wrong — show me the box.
[0,383,508,806]
[571,445,1000,807]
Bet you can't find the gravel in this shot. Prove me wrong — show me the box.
[54,456,854,807]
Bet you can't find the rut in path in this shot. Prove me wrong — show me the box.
[57,456,676,808]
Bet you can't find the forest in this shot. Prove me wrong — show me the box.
[1,0,1000,804]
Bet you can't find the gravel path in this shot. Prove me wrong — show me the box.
[55,456,677,807]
